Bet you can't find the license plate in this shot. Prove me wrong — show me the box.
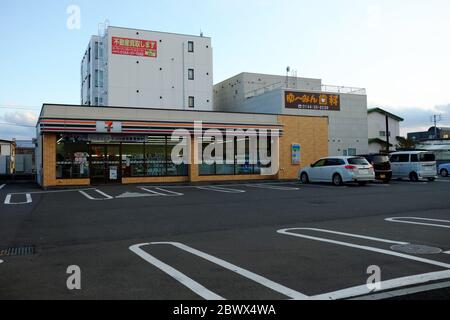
[359,170,369,175]
[380,174,386,179]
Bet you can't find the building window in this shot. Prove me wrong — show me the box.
[188,41,194,52]
[122,143,145,177]
[95,70,104,88]
[188,69,194,80]
[199,136,268,176]
[94,42,99,59]
[56,137,89,179]
[188,96,195,108]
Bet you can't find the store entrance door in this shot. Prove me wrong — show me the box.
[90,145,121,184]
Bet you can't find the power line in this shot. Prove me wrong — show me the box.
[0,122,36,128]
[0,105,41,111]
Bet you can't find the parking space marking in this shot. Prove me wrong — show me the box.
[278,228,450,269]
[0,184,5,190]
[246,184,300,191]
[386,217,450,229]
[196,186,246,194]
[7,188,96,195]
[130,242,308,300]
[352,280,450,300]
[298,183,347,189]
[444,251,450,255]
[4,193,32,205]
[79,189,114,201]
[313,270,450,300]
[139,187,184,197]
[130,243,225,300]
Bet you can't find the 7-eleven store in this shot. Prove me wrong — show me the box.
[36,104,328,187]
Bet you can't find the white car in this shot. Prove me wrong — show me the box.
[389,151,437,182]
[299,156,375,186]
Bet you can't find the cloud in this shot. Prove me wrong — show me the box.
[371,104,450,136]
[0,111,38,140]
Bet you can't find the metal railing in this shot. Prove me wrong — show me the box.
[244,81,366,99]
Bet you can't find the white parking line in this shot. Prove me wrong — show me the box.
[4,193,32,205]
[130,243,224,300]
[130,242,308,300]
[139,187,184,197]
[444,251,450,255]
[8,188,96,195]
[246,184,300,191]
[313,270,450,300]
[196,186,246,194]
[385,217,450,229]
[352,280,450,300]
[278,228,450,269]
[79,189,114,201]
[298,184,347,189]
[0,184,5,190]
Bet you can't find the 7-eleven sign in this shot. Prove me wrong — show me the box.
[96,121,122,133]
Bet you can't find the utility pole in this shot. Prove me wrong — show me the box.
[385,114,390,153]
[431,115,442,139]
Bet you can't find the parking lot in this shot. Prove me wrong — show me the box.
[1,178,450,300]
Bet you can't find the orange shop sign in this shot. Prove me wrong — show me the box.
[285,91,340,111]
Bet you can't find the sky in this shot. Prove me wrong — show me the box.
[1,0,449,140]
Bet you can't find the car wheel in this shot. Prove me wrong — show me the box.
[409,172,419,182]
[428,177,436,182]
[300,172,309,184]
[332,174,343,186]
[441,169,449,177]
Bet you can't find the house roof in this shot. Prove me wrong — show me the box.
[369,138,393,147]
[368,108,404,122]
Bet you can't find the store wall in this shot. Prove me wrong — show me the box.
[42,133,90,187]
[277,115,329,180]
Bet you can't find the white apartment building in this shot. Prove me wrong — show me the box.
[214,72,369,156]
[367,108,403,153]
[81,26,213,110]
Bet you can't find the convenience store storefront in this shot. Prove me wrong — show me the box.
[36,104,328,187]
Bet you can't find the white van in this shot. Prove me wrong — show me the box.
[389,151,437,182]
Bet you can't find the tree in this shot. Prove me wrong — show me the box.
[396,136,416,150]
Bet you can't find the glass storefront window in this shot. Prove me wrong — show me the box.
[122,143,145,177]
[146,136,167,176]
[56,137,89,179]
[166,137,188,176]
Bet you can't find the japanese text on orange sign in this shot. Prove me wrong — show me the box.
[285,91,340,111]
[112,37,157,58]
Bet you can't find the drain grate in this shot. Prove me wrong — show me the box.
[391,244,442,255]
[0,246,35,257]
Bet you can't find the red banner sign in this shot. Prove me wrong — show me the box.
[112,37,157,58]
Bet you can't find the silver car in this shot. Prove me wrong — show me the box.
[299,156,375,186]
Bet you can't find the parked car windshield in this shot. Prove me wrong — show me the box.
[372,155,389,163]
[419,153,435,162]
[348,157,370,165]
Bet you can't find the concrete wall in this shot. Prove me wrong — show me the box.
[214,72,321,112]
